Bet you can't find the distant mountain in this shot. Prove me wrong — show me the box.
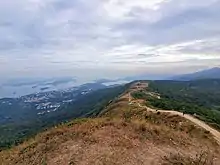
[172,67,220,80]
[122,73,172,81]
[94,79,115,84]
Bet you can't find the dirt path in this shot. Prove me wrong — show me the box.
[127,82,220,145]
[137,102,220,145]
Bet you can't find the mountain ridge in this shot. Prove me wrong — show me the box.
[1,81,220,165]
[172,67,220,80]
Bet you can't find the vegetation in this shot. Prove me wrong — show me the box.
[148,79,220,109]
[132,79,220,129]
[163,151,214,165]
[0,84,129,150]
[1,80,220,164]
[1,92,219,165]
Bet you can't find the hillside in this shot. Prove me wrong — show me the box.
[0,83,129,150]
[139,79,220,129]
[1,82,220,165]
[173,67,220,80]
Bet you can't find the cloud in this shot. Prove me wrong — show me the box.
[0,0,220,80]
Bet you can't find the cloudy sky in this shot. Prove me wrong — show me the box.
[0,0,220,80]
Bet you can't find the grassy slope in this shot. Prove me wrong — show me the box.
[132,80,220,130]
[0,82,220,165]
[0,84,129,150]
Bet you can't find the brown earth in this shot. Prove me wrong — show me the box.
[0,82,220,165]
[131,81,220,145]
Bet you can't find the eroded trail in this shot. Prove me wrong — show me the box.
[138,103,220,145]
[129,82,220,145]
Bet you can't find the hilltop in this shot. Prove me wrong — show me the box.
[0,81,220,165]
[172,67,220,80]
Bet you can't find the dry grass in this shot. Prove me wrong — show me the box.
[103,99,217,142]
[1,114,219,165]
[162,151,215,165]
[0,88,220,165]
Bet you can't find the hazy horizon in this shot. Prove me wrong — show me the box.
[0,0,220,81]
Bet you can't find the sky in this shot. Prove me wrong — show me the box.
[0,0,220,81]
